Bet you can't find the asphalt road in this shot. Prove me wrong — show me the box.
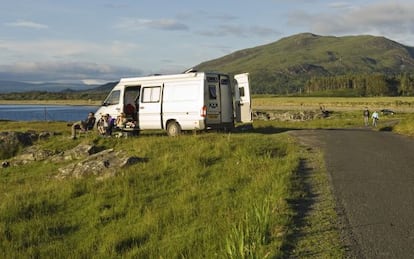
[290,129,414,258]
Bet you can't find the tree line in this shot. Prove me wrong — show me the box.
[304,73,414,97]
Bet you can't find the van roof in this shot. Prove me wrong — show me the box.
[119,72,204,83]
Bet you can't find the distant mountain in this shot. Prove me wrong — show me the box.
[194,33,414,94]
[0,80,96,93]
[88,81,118,92]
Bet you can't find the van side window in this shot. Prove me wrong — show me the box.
[220,78,229,85]
[142,86,161,103]
[208,85,217,100]
[104,90,120,105]
[239,87,245,97]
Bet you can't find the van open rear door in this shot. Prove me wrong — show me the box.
[234,73,252,123]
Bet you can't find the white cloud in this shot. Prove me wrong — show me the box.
[287,1,414,45]
[0,61,142,82]
[328,2,353,9]
[0,39,141,62]
[199,24,279,37]
[0,38,144,82]
[82,79,114,85]
[115,18,189,31]
[5,20,48,29]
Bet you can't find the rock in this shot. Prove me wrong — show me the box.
[6,143,101,166]
[1,131,58,162]
[53,144,102,161]
[1,131,146,178]
[8,146,58,166]
[253,110,323,121]
[56,148,145,179]
[0,131,37,146]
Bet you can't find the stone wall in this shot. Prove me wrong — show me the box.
[253,109,331,121]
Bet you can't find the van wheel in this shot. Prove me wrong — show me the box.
[167,121,181,137]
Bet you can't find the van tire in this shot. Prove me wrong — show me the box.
[167,121,181,137]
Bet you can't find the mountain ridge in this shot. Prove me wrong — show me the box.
[0,80,97,93]
[195,33,414,94]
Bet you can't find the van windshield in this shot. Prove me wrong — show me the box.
[104,90,120,105]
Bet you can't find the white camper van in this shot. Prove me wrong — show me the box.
[95,71,252,136]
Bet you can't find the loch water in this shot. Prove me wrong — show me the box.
[0,104,99,122]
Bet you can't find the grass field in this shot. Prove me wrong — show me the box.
[253,96,414,113]
[0,119,346,258]
[1,96,413,257]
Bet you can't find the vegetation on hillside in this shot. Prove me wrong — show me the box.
[305,73,414,97]
[0,82,116,102]
[195,33,414,95]
[0,90,108,102]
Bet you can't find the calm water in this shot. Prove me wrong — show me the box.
[0,104,99,122]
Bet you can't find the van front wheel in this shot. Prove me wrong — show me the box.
[167,121,181,137]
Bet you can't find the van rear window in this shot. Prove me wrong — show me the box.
[239,87,245,97]
[220,78,229,85]
[208,85,217,99]
[207,76,218,83]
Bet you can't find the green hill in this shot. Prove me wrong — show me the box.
[194,33,414,95]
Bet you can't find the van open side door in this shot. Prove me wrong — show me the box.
[234,73,252,123]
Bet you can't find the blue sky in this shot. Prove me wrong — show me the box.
[1,0,414,84]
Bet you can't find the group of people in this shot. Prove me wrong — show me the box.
[363,107,379,127]
[96,112,128,136]
[71,111,136,139]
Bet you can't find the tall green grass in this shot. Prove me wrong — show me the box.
[393,113,414,136]
[0,131,302,258]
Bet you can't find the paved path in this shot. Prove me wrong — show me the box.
[290,129,414,258]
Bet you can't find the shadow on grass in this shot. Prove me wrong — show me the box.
[281,158,318,258]
[379,126,394,132]
[234,125,301,135]
[251,126,300,134]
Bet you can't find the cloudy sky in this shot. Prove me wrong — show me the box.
[1,0,413,84]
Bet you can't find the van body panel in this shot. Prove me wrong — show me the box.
[162,78,204,130]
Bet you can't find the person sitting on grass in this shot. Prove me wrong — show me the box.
[71,112,96,139]
[97,114,113,136]
[115,112,128,129]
